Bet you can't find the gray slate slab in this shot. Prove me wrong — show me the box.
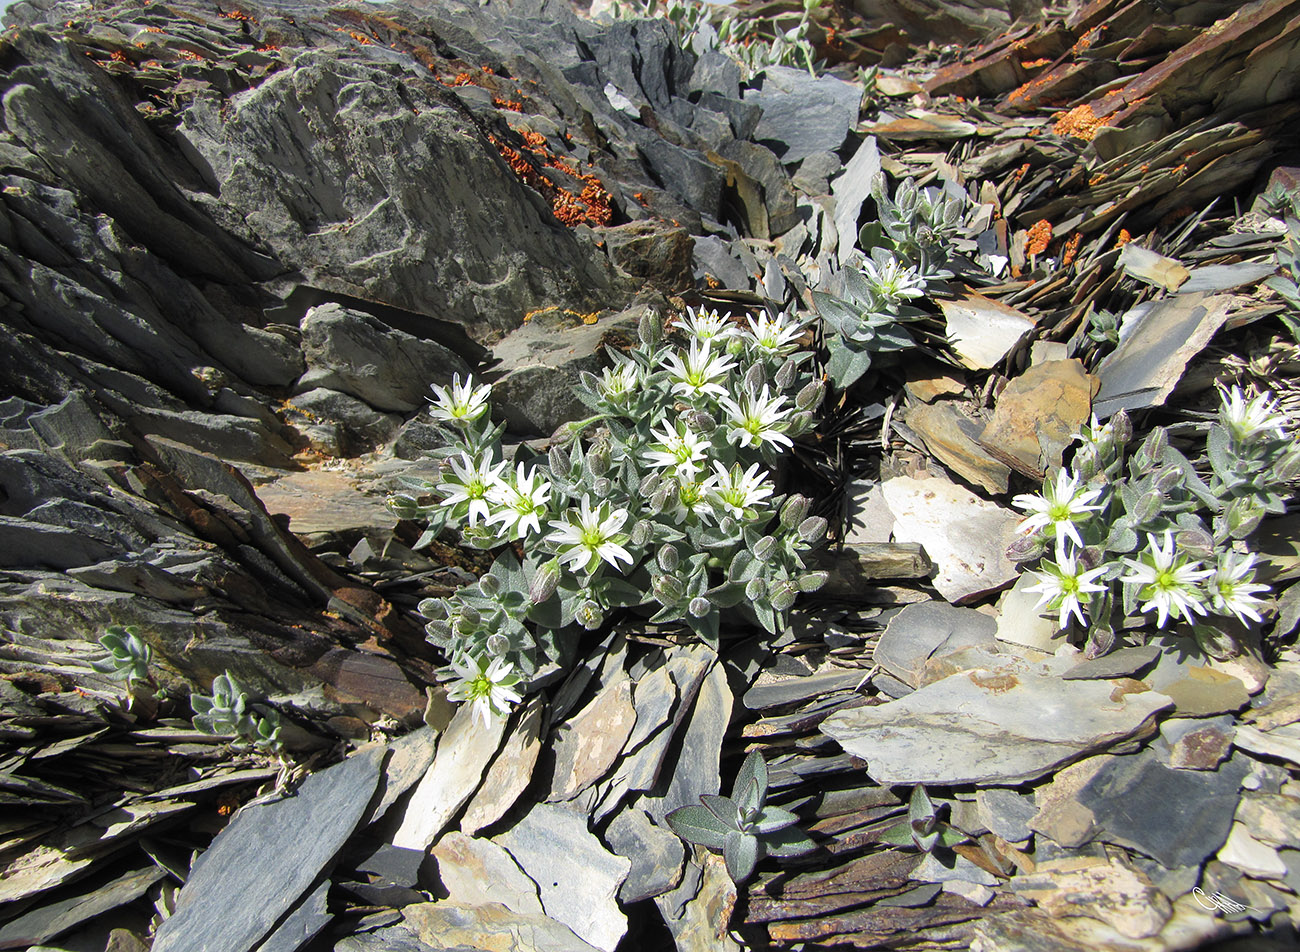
[153,747,383,952]
[254,877,331,952]
[873,601,998,689]
[746,67,861,164]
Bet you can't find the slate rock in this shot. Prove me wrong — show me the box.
[548,675,637,801]
[881,475,1022,603]
[1155,715,1234,771]
[975,788,1037,844]
[689,48,740,99]
[655,854,741,952]
[1011,854,1172,940]
[403,901,601,952]
[1061,645,1161,681]
[831,135,880,265]
[872,601,998,689]
[353,844,426,889]
[979,359,1096,479]
[0,865,163,948]
[333,922,428,952]
[603,806,685,903]
[714,139,800,237]
[938,289,1036,371]
[821,657,1172,785]
[1235,791,1300,848]
[153,747,383,952]
[460,695,546,835]
[995,572,1066,653]
[431,832,544,915]
[1029,749,1249,868]
[842,481,894,546]
[255,877,332,952]
[1218,821,1288,879]
[747,67,862,164]
[1145,639,1252,716]
[911,851,997,887]
[790,150,843,196]
[286,388,401,454]
[298,304,467,414]
[494,802,630,952]
[692,236,751,290]
[904,401,1011,495]
[599,221,694,289]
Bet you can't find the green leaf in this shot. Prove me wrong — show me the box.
[762,825,817,858]
[733,750,768,812]
[753,805,800,834]
[701,794,743,830]
[723,830,759,883]
[825,340,873,390]
[665,804,731,849]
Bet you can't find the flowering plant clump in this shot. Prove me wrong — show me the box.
[388,308,828,721]
[813,175,968,389]
[1010,385,1300,657]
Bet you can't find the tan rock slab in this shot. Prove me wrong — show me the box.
[979,359,1096,479]
[904,402,1010,494]
[257,469,395,535]
[548,676,637,801]
[1011,854,1172,939]
[938,289,1036,370]
[461,695,546,835]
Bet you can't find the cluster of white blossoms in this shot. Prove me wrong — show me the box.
[1013,389,1279,635]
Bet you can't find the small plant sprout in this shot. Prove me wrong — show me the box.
[1012,468,1105,550]
[666,749,816,884]
[879,786,969,853]
[443,654,523,728]
[92,625,164,702]
[428,374,492,425]
[1121,532,1214,629]
[1024,551,1109,630]
[191,672,283,753]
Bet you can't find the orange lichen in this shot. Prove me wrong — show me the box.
[1115,228,1132,247]
[1071,25,1103,53]
[493,97,524,112]
[488,133,611,228]
[1025,219,1053,255]
[1088,172,1107,186]
[220,9,256,20]
[1052,103,1102,140]
[1061,232,1082,267]
[1021,57,1050,68]
[519,130,547,149]
[145,26,162,32]
[256,43,280,52]
[177,49,204,61]
[450,72,475,86]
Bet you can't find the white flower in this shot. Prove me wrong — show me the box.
[660,340,736,401]
[439,452,508,526]
[596,356,642,405]
[545,494,634,574]
[860,255,927,303]
[643,420,710,480]
[719,385,793,450]
[1121,532,1214,629]
[444,654,522,728]
[486,464,552,540]
[672,306,739,343]
[1012,468,1105,551]
[429,374,491,425]
[1209,550,1270,624]
[667,476,718,525]
[1024,551,1109,630]
[745,311,805,357]
[1219,385,1287,443]
[708,461,774,519]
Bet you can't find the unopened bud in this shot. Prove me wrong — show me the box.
[529,558,561,604]
[752,535,778,561]
[789,410,814,432]
[688,596,711,618]
[689,410,717,433]
[458,605,481,628]
[639,472,662,497]
[795,379,824,412]
[1177,526,1215,560]
[1153,467,1181,494]
[1141,427,1168,461]
[745,577,766,601]
[548,446,569,479]
[1133,490,1163,525]
[798,570,829,592]
[1006,532,1045,562]
[1226,497,1265,538]
[775,357,799,390]
[478,573,501,598]
[1110,410,1134,446]
[651,484,673,514]
[655,573,685,603]
[588,446,611,477]
[1275,447,1300,481]
[744,362,767,395]
[768,580,798,612]
[486,633,509,656]
[638,309,664,347]
[418,598,449,619]
[781,495,810,529]
[631,519,654,547]
[425,619,453,644]
[579,370,601,393]
[592,476,612,497]
[657,544,680,573]
[798,515,827,544]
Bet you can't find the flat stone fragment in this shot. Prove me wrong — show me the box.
[365,727,439,826]
[882,475,1022,604]
[1146,644,1251,717]
[257,470,398,535]
[978,359,1096,479]
[255,877,331,952]
[391,703,506,851]
[1011,855,1172,940]
[1062,645,1161,681]
[904,402,1010,494]
[842,481,894,545]
[831,135,880,266]
[460,695,545,835]
[937,289,1036,370]
[744,664,866,710]
[1156,715,1234,770]
[1236,792,1300,847]
[1219,821,1288,880]
[0,865,163,948]
[911,852,997,886]
[153,747,383,952]
[975,788,1037,843]
[941,880,993,906]
[548,676,637,801]
[873,601,998,689]
[494,802,630,952]
[655,854,742,952]
[1118,243,1190,291]
[403,901,601,952]
[821,657,1171,785]
[1092,293,1235,418]
[746,67,862,163]
[603,806,685,903]
[994,572,1066,652]
[431,832,543,915]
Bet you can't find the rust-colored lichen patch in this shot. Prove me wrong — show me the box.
[969,671,1019,694]
[1115,228,1132,248]
[488,130,612,227]
[1021,57,1051,68]
[1025,219,1053,255]
[1061,232,1082,267]
[1053,103,1102,140]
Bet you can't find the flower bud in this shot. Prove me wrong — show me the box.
[1140,427,1168,461]
[798,515,827,544]
[549,445,570,479]
[657,544,680,573]
[744,362,767,395]
[592,476,612,498]
[1005,532,1045,562]
[795,379,824,412]
[1078,546,1103,572]
[588,447,611,477]
[579,370,601,393]
[486,633,510,656]
[780,495,810,529]
[1226,497,1265,538]
[718,515,737,535]
[639,472,662,497]
[1133,490,1163,525]
[1177,526,1215,560]
[458,605,481,628]
[789,410,815,433]
[638,309,664,347]
[798,570,829,592]
[1153,467,1181,494]
[478,573,501,598]
[529,558,561,604]
[688,596,711,618]
[745,577,766,601]
[768,580,798,612]
[425,619,453,644]
[775,357,799,390]
[576,599,604,630]
[1110,410,1134,446]
[651,484,673,514]
[689,410,717,433]
[752,535,778,561]
[631,519,654,547]
[655,573,685,604]
[418,597,449,619]
[1274,447,1300,481]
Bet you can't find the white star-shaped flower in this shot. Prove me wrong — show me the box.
[1209,550,1270,624]
[444,654,522,728]
[719,385,793,450]
[438,451,508,526]
[708,461,774,519]
[643,420,710,480]
[545,494,634,575]
[1121,532,1214,629]
[1024,550,1109,630]
[660,340,736,401]
[428,374,492,425]
[1012,468,1104,551]
[486,464,552,540]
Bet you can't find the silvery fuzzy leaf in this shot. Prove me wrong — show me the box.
[761,825,816,858]
[701,794,743,830]
[723,829,759,883]
[666,804,731,849]
[753,805,800,834]
[733,751,768,812]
